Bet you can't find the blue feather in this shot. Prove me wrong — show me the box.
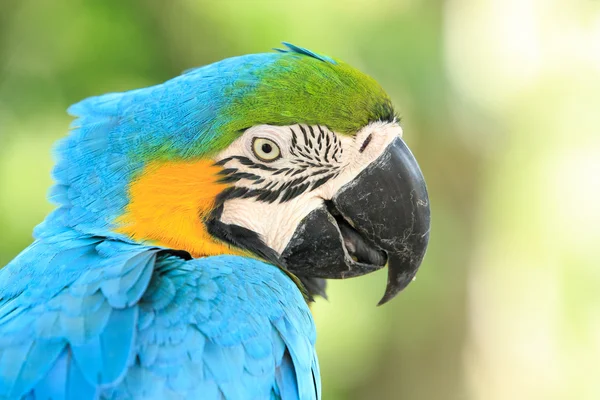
[31,348,69,400]
[70,307,137,387]
[0,45,335,400]
[274,350,300,400]
[32,348,97,400]
[1,235,319,399]
[279,42,336,64]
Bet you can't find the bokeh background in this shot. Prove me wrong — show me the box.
[1,1,599,399]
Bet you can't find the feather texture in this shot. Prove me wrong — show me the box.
[35,44,394,239]
[0,44,386,399]
[0,233,319,399]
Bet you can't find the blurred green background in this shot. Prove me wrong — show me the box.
[1,0,599,399]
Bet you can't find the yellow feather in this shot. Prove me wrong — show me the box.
[116,160,244,258]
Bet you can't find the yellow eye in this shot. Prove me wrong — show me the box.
[252,137,281,162]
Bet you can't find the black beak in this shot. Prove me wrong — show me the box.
[281,137,431,305]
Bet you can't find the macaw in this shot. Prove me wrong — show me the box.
[0,43,430,400]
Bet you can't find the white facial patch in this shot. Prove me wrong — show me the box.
[213,121,403,254]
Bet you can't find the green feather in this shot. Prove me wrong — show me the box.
[182,44,397,158]
[221,48,395,140]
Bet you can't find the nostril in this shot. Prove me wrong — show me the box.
[359,134,373,153]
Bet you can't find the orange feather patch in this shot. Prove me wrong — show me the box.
[116,159,244,258]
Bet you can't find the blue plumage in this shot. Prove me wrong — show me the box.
[0,235,318,399]
[37,53,281,240]
[1,45,351,399]
[0,41,430,400]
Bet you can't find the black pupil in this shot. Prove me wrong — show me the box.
[261,143,272,154]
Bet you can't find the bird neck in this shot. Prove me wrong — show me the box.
[115,159,245,258]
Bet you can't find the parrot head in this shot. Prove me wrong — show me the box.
[45,43,430,304]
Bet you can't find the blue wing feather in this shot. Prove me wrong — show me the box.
[0,233,319,400]
[32,349,96,400]
[2,45,329,400]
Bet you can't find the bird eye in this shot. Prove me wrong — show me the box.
[252,137,281,162]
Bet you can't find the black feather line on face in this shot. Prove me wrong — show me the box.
[217,171,263,184]
[359,133,373,153]
[205,201,280,265]
[216,156,279,171]
[290,127,298,148]
[311,172,337,190]
[318,125,326,140]
[216,125,344,204]
[299,125,310,148]
[272,168,289,176]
